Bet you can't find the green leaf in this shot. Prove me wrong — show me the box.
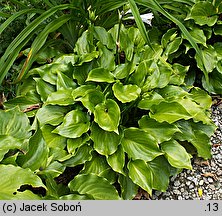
[169,63,189,85]
[41,125,67,149]
[52,110,90,138]
[36,105,69,126]
[17,128,48,171]
[161,140,192,169]
[121,128,163,162]
[0,107,31,140]
[189,87,212,110]
[150,101,192,123]
[147,156,171,192]
[34,78,55,102]
[80,90,105,113]
[195,45,217,73]
[81,153,110,176]
[164,37,182,56]
[69,174,121,200]
[107,146,125,175]
[72,85,96,100]
[128,160,153,195]
[137,91,164,110]
[161,28,178,48]
[112,82,141,103]
[46,89,74,106]
[91,123,120,156]
[93,26,115,50]
[94,99,120,133]
[184,28,207,47]
[98,43,115,71]
[118,173,138,200]
[67,134,90,154]
[174,120,215,159]
[56,72,76,90]
[63,145,93,167]
[139,115,180,143]
[59,194,92,200]
[189,2,218,26]
[0,136,23,162]
[0,164,46,199]
[86,67,115,83]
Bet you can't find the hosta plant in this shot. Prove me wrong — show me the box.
[1,21,216,199]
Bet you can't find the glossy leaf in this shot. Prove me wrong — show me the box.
[67,134,90,154]
[121,128,163,162]
[150,101,192,123]
[94,99,120,133]
[69,174,121,200]
[107,146,125,175]
[0,136,23,162]
[36,105,69,126]
[72,85,96,100]
[52,110,90,138]
[118,173,138,200]
[17,128,48,171]
[112,82,141,103]
[91,123,120,156]
[63,145,93,167]
[46,89,74,106]
[195,45,217,73]
[56,72,76,90]
[139,115,180,143]
[128,160,153,195]
[86,67,115,83]
[138,91,164,110]
[147,156,171,191]
[161,140,192,169]
[174,120,215,159]
[164,37,182,56]
[0,107,31,140]
[189,87,212,110]
[0,164,46,199]
[34,78,55,102]
[189,2,218,26]
[80,90,105,113]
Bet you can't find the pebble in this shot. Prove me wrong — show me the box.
[152,104,222,200]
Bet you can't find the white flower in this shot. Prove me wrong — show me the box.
[127,12,154,26]
[139,13,154,26]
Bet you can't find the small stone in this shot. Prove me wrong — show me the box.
[174,181,180,187]
[208,185,216,190]
[180,188,185,193]
[199,180,204,186]
[178,196,183,200]
[173,189,180,195]
[189,184,194,189]
[186,181,191,186]
[208,178,214,183]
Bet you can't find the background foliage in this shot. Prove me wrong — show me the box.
[0,0,220,199]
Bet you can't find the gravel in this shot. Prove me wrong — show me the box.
[151,103,222,200]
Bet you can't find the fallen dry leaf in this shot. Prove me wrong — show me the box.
[201,172,218,181]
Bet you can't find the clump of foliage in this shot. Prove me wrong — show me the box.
[0,0,220,199]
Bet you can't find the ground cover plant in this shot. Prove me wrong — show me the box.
[0,0,221,199]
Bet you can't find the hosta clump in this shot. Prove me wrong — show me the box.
[2,24,216,200]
